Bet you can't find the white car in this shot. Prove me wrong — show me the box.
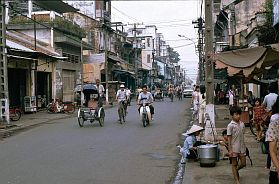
[183,88,193,98]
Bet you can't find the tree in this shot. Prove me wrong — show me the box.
[167,47,180,63]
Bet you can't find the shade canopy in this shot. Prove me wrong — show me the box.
[214,44,279,77]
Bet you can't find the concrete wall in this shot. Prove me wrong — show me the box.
[235,0,266,34]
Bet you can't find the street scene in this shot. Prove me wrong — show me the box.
[0,0,278,184]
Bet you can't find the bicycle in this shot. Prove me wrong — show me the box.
[9,106,22,121]
[118,100,127,124]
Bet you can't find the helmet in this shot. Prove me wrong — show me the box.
[120,84,125,88]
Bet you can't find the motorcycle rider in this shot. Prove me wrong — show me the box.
[137,85,154,120]
[116,84,128,121]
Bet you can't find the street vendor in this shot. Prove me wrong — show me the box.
[181,124,205,164]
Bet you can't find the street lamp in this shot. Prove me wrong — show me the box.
[178,34,199,57]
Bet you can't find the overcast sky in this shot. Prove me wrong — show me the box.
[111,0,202,82]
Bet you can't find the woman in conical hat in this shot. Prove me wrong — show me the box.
[181,124,205,164]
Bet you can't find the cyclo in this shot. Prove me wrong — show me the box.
[77,84,105,127]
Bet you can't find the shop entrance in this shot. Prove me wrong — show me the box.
[8,68,27,107]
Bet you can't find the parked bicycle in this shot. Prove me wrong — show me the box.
[9,106,22,121]
[47,99,75,114]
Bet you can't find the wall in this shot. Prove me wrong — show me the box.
[235,0,266,34]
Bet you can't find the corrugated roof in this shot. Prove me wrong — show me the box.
[6,39,35,52]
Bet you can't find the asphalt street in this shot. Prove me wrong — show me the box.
[0,97,192,184]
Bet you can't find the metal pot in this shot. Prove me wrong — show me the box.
[197,144,217,167]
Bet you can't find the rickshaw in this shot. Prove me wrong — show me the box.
[77,84,105,127]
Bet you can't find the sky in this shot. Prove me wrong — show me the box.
[111,0,203,82]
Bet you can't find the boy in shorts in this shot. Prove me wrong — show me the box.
[227,106,246,184]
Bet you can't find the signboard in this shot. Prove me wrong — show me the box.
[85,53,105,64]
[274,0,279,26]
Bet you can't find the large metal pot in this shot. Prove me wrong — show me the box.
[197,144,217,167]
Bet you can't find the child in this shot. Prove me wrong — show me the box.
[227,106,246,184]
[252,98,266,141]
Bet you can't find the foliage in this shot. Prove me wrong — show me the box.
[9,15,86,38]
[257,0,277,45]
[167,47,180,63]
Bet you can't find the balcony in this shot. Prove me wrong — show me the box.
[8,15,86,38]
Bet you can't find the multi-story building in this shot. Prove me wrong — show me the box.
[213,0,279,99]
[5,0,91,107]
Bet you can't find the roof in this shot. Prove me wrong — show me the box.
[6,31,61,57]
[33,0,78,14]
[6,39,34,52]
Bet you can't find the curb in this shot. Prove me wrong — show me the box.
[0,104,116,139]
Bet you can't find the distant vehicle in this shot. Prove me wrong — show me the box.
[183,88,193,98]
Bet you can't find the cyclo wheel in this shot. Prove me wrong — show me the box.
[78,109,84,127]
[98,108,105,127]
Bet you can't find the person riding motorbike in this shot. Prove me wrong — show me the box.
[137,85,154,120]
[116,84,128,121]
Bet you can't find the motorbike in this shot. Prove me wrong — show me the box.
[47,100,75,114]
[139,102,152,127]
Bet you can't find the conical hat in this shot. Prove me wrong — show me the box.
[182,125,204,136]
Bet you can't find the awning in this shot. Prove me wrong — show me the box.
[113,69,135,78]
[108,54,125,64]
[33,0,79,14]
[214,44,279,77]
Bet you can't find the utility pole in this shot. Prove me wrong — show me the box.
[204,0,216,141]
[80,39,84,106]
[128,22,143,88]
[204,0,214,104]
[133,23,138,88]
[0,1,9,123]
[104,30,108,104]
[193,17,204,85]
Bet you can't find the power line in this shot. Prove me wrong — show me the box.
[112,5,140,23]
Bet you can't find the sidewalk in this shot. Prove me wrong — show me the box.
[0,103,114,139]
[182,104,269,184]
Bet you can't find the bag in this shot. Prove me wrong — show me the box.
[261,111,272,123]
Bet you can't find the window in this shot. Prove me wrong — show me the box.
[147,54,151,63]
[147,38,150,47]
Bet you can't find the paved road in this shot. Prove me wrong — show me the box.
[0,97,192,184]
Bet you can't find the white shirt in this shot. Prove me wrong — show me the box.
[116,89,127,102]
[126,89,131,97]
[138,92,153,104]
[263,93,278,111]
[95,84,105,96]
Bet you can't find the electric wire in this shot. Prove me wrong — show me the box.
[112,5,140,23]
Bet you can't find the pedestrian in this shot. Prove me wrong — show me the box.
[263,85,278,113]
[265,96,279,184]
[228,86,235,109]
[218,89,225,104]
[252,98,266,141]
[247,91,256,107]
[192,85,200,121]
[180,124,205,164]
[198,85,206,125]
[95,79,105,105]
[227,106,246,184]
[263,85,278,169]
